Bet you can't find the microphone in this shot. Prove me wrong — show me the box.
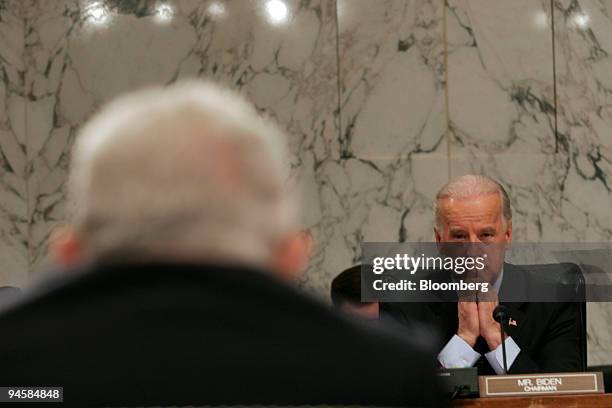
[492,305,509,374]
[493,305,509,323]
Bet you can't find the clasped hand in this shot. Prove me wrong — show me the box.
[457,301,504,351]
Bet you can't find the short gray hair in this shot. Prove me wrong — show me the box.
[434,174,512,229]
[67,80,297,265]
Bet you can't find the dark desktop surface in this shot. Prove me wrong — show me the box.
[438,367,479,399]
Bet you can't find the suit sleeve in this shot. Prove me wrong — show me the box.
[509,302,581,374]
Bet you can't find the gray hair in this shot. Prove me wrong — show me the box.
[434,174,512,229]
[67,80,297,266]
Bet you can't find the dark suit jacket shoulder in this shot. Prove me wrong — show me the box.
[0,262,442,407]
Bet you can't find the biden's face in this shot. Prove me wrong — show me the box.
[434,193,512,285]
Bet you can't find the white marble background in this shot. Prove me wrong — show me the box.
[1,0,612,365]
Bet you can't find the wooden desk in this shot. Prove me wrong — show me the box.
[453,393,612,407]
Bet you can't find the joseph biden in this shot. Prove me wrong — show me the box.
[382,175,583,375]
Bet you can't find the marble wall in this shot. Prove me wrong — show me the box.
[0,0,27,287]
[1,0,612,364]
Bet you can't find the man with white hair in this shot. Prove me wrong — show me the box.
[382,175,583,375]
[0,82,442,407]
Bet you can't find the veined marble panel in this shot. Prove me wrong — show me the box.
[553,0,612,366]
[447,0,556,153]
[553,0,612,241]
[331,0,448,285]
[25,0,201,270]
[25,0,339,296]
[587,302,612,366]
[0,0,28,286]
[445,0,568,242]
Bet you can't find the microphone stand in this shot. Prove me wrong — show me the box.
[500,320,507,374]
[493,305,510,374]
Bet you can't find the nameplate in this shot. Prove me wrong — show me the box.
[479,372,604,397]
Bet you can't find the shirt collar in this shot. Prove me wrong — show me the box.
[492,266,504,293]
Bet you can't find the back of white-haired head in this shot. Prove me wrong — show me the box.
[434,174,512,229]
[68,80,297,266]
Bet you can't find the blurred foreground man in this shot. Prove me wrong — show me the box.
[382,175,582,375]
[0,82,442,407]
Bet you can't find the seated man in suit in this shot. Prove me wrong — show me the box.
[382,175,582,375]
[0,81,442,407]
[331,265,379,320]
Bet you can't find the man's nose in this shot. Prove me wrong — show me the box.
[466,235,484,256]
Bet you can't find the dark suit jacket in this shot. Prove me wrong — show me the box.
[0,261,443,407]
[381,263,582,375]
